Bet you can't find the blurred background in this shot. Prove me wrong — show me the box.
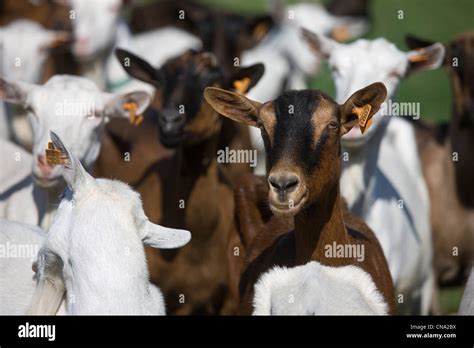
[199,0,474,123]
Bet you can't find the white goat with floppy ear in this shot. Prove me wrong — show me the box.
[0,75,151,228]
[302,29,446,315]
[253,262,388,315]
[29,132,191,315]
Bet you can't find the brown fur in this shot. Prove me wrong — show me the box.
[407,33,474,284]
[204,84,396,315]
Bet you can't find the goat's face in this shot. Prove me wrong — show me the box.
[115,48,264,148]
[0,75,150,188]
[69,0,122,61]
[155,51,223,148]
[303,30,444,145]
[0,20,69,83]
[204,83,387,217]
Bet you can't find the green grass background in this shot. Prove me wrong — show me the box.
[200,0,474,122]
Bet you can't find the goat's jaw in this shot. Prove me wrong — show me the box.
[269,190,308,218]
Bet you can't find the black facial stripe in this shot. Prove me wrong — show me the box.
[266,90,336,174]
[161,54,223,120]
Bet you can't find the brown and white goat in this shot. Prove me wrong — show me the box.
[406,33,474,284]
[93,49,263,314]
[204,83,396,315]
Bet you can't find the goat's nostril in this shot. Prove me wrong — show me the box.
[268,174,300,192]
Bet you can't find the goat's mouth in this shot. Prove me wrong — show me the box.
[159,130,186,149]
[269,190,308,218]
[32,173,60,188]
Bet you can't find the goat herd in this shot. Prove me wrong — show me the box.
[0,0,473,316]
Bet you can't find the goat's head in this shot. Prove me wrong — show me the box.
[116,48,264,148]
[0,20,70,83]
[303,29,444,145]
[406,32,474,126]
[65,0,123,61]
[0,75,150,188]
[204,83,386,217]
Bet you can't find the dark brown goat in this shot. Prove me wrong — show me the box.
[406,33,474,284]
[93,49,263,314]
[204,83,397,315]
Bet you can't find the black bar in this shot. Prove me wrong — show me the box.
[0,315,472,345]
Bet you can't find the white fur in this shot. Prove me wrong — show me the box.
[0,219,45,314]
[243,3,369,175]
[29,132,191,315]
[253,261,388,315]
[0,20,68,142]
[307,34,444,314]
[66,0,200,94]
[459,267,474,315]
[0,75,151,228]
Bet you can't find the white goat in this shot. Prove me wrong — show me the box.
[253,261,388,315]
[29,132,191,315]
[0,75,151,228]
[459,267,474,315]
[66,0,201,94]
[0,19,69,142]
[242,2,369,174]
[303,30,445,314]
[0,219,45,315]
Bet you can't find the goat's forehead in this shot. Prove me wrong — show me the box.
[332,39,406,65]
[30,77,104,112]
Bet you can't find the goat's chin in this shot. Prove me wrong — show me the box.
[32,174,60,189]
[269,193,308,218]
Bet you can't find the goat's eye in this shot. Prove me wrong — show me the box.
[331,66,340,75]
[329,121,339,129]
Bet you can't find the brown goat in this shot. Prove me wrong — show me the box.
[204,83,397,315]
[94,49,264,314]
[406,33,474,284]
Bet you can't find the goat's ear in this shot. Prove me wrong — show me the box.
[115,48,164,88]
[339,82,387,135]
[103,90,151,123]
[406,42,445,75]
[47,131,93,191]
[246,15,274,42]
[0,78,36,106]
[204,87,262,127]
[301,28,339,58]
[228,63,265,94]
[405,34,436,50]
[141,221,191,249]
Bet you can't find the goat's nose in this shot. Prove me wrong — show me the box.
[37,154,54,176]
[75,37,89,51]
[159,113,185,131]
[268,173,300,193]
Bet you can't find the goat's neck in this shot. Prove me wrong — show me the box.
[39,184,65,230]
[81,20,132,90]
[161,133,221,237]
[293,183,347,264]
